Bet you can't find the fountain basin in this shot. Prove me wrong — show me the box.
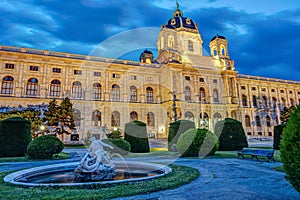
[4,161,172,187]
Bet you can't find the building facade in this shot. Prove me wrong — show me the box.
[1,5,300,142]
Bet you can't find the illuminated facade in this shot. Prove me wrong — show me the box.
[1,5,300,142]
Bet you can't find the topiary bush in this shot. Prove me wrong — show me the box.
[177,128,219,157]
[0,117,32,157]
[124,121,149,153]
[214,118,248,151]
[273,124,286,150]
[168,120,195,151]
[280,105,300,192]
[103,138,131,155]
[27,135,64,159]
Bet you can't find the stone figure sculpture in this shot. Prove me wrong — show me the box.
[74,137,115,182]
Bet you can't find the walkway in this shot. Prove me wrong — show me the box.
[1,156,299,200]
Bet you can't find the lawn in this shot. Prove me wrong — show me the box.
[0,164,200,200]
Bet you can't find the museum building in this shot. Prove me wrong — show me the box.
[1,5,300,142]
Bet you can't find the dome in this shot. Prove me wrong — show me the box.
[162,3,198,31]
[210,34,226,42]
[140,49,154,63]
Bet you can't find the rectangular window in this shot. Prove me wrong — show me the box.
[112,73,120,78]
[271,89,275,92]
[280,90,284,93]
[185,76,190,81]
[74,70,82,75]
[262,88,266,92]
[5,63,14,69]
[199,78,204,82]
[130,75,137,80]
[289,91,293,94]
[53,68,61,73]
[146,77,153,82]
[252,87,256,91]
[247,132,252,136]
[30,65,39,71]
[213,79,218,83]
[241,86,246,90]
[94,72,101,77]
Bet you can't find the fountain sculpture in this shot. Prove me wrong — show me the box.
[74,137,115,182]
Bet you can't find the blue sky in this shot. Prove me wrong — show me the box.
[0,0,299,81]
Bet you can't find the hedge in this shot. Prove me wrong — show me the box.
[124,121,149,153]
[273,124,286,150]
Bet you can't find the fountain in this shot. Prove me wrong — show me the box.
[4,132,172,187]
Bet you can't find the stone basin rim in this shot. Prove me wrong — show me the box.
[4,161,172,187]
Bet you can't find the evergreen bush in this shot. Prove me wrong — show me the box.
[273,124,286,150]
[124,121,149,153]
[103,139,131,155]
[0,117,31,157]
[280,106,300,192]
[214,118,248,151]
[27,135,64,159]
[168,120,195,151]
[177,128,219,157]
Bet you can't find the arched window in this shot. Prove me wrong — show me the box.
[199,112,209,128]
[130,111,138,121]
[266,115,271,127]
[72,81,82,98]
[184,86,191,101]
[255,116,261,127]
[199,87,206,102]
[213,89,219,103]
[111,84,120,101]
[146,87,154,103]
[245,115,251,127]
[73,109,81,127]
[130,85,137,102]
[92,110,101,126]
[161,37,165,49]
[92,83,101,100]
[220,46,225,56]
[242,94,248,107]
[50,79,61,97]
[168,35,174,48]
[252,95,258,107]
[290,98,295,106]
[111,111,120,126]
[188,40,193,51]
[1,76,14,94]
[281,97,286,107]
[213,113,222,122]
[263,96,268,107]
[147,112,155,126]
[185,111,194,120]
[213,48,217,57]
[272,97,277,109]
[26,78,39,96]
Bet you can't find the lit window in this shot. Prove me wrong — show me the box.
[26,78,39,96]
[1,76,14,94]
[49,80,61,97]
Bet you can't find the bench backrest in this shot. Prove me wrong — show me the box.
[240,148,274,156]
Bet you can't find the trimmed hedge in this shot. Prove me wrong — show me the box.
[124,121,149,153]
[27,135,64,159]
[0,117,32,157]
[273,124,286,150]
[281,106,300,192]
[168,120,195,151]
[214,118,248,151]
[177,128,219,157]
[103,138,131,155]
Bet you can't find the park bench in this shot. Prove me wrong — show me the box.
[237,148,275,162]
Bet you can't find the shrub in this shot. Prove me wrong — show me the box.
[214,118,248,151]
[273,124,286,150]
[177,128,219,157]
[103,139,131,155]
[168,120,195,151]
[280,105,300,192]
[0,117,32,157]
[27,135,64,159]
[124,121,149,153]
[107,128,122,139]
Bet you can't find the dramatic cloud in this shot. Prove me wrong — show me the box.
[0,0,299,81]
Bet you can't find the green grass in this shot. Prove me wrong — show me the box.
[0,152,70,163]
[0,164,199,200]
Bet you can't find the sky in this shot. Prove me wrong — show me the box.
[0,0,300,81]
